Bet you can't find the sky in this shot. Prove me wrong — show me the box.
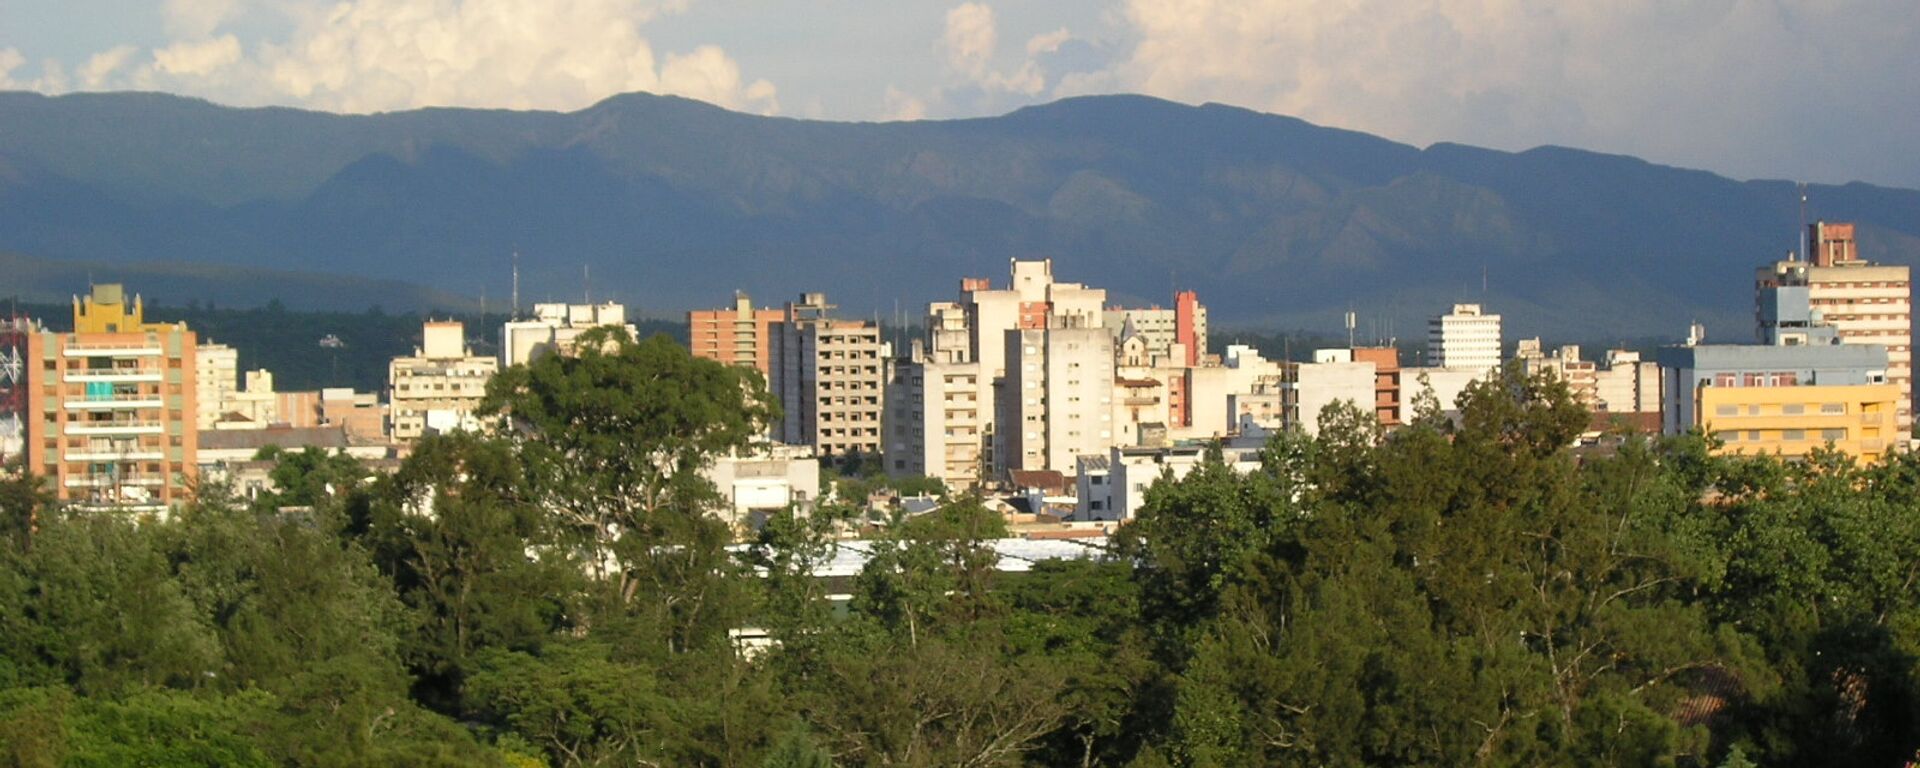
[2,0,1918,189]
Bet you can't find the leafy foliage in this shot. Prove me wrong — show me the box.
[5,353,1920,766]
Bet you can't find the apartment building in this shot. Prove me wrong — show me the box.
[389,320,499,442]
[1279,349,1378,435]
[1351,346,1403,428]
[1661,284,1898,462]
[996,325,1115,474]
[1516,340,1600,405]
[1756,221,1912,435]
[1428,303,1503,372]
[923,260,1110,475]
[194,342,239,429]
[688,292,783,376]
[769,293,885,458]
[1074,443,1262,522]
[885,341,984,489]
[501,302,636,367]
[25,284,198,513]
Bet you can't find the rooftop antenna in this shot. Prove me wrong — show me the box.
[511,251,520,318]
[583,264,591,304]
[1797,182,1809,262]
[1345,308,1356,349]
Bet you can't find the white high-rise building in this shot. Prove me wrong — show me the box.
[1428,303,1503,372]
[501,302,636,367]
[194,343,239,429]
[996,325,1115,474]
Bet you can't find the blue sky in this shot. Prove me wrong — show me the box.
[4,0,1918,189]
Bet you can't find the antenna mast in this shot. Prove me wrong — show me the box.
[510,251,520,319]
[1797,183,1809,261]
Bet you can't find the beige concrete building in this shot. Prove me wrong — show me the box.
[1516,340,1600,406]
[885,341,984,490]
[997,325,1115,474]
[194,343,239,430]
[501,302,636,367]
[1593,350,1663,415]
[1757,221,1912,435]
[389,320,499,442]
[1279,349,1378,435]
[705,443,821,531]
[769,293,885,459]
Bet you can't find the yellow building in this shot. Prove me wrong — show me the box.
[1697,383,1899,463]
[27,284,199,513]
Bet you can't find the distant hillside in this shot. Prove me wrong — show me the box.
[0,251,474,313]
[4,90,1919,341]
[18,300,688,394]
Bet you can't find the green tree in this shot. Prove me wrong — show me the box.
[363,433,578,712]
[483,329,774,656]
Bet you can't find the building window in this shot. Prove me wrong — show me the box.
[1715,405,1738,417]
[1821,403,1846,414]
[1821,428,1846,441]
[1784,429,1805,441]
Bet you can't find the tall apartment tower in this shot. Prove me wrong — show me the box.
[769,293,885,458]
[193,342,239,429]
[1756,221,1912,435]
[996,324,1116,474]
[885,340,984,489]
[688,292,783,377]
[1427,303,1503,372]
[388,320,499,442]
[26,284,199,513]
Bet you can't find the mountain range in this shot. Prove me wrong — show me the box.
[3,90,1918,341]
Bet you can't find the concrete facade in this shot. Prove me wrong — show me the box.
[501,302,636,368]
[998,326,1115,474]
[688,292,782,377]
[769,293,885,458]
[389,320,499,442]
[885,342,984,490]
[1428,303,1503,372]
[1757,227,1912,436]
[1658,343,1896,462]
[26,284,198,513]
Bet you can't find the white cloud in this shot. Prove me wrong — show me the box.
[1103,0,1920,186]
[0,48,24,89]
[660,45,778,114]
[1026,27,1070,57]
[932,4,1065,99]
[20,0,777,116]
[163,0,246,38]
[152,36,242,78]
[942,3,997,79]
[883,86,927,121]
[78,46,141,88]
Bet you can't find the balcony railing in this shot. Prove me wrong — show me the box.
[64,395,164,410]
[66,421,165,436]
[65,370,163,383]
[62,344,163,358]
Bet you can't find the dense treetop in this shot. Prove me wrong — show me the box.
[2,341,1919,766]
